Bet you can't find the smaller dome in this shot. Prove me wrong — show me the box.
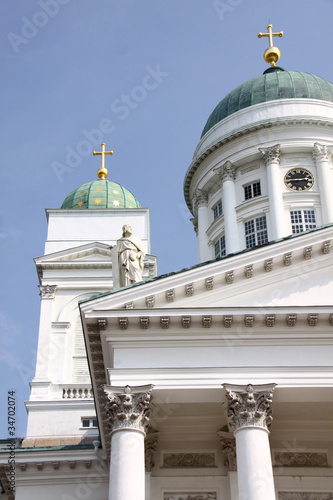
[61,180,141,210]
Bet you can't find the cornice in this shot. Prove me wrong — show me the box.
[184,117,333,214]
[85,307,333,336]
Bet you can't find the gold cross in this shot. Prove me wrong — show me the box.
[93,143,113,180]
[258,24,283,67]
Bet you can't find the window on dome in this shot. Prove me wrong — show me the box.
[215,235,226,258]
[245,216,268,249]
[213,200,223,220]
[244,181,261,201]
[290,210,316,234]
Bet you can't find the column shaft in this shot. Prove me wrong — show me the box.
[235,427,276,500]
[259,144,285,240]
[215,161,240,255]
[313,143,333,224]
[110,430,145,500]
[266,161,285,240]
[222,178,239,254]
[197,204,211,262]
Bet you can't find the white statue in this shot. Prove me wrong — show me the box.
[117,224,145,287]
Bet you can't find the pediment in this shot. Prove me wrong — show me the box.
[81,226,333,313]
[35,242,111,266]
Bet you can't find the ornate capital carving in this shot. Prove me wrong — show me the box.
[259,144,281,165]
[190,217,198,235]
[38,284,57,299]
[218,429,237,471]
[313,142,333,163]
[223,383,276,432]
[104,384,154,435]
[145,428,160,472]
[192,188,209,211]
[215,161,236,183]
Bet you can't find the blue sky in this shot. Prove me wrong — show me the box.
[0,0,332,437]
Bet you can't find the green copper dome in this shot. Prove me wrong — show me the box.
[201,69,333,138]
[61,180,141,209]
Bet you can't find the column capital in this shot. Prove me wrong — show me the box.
[259,144,281,165]
[217,429,237,471]
[190,217,198,235]
[38,284,57,299]
[145,428,160,472]
[223,383,276,432]
[214,161,236,182]
[192,188,208,210]
[313,142,333,162]
[104,384,154,435]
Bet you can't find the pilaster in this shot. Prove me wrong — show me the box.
[33,285,58,383]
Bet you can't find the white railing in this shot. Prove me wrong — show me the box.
[62,386,93,399]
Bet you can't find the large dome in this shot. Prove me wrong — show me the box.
[61,179,141,209]
[201,69,333,138]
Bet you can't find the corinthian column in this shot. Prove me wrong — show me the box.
[104,385,154,500]
[313,143,333,224]
[214,161,240,254]
[223,383,277,500]
[259,144,285,240]
[192,188,210,263]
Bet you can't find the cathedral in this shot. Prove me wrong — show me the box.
[1,25,333,500]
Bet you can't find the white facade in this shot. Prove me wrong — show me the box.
[1,69,333,500]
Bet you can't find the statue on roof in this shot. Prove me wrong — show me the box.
[117,224,145,287]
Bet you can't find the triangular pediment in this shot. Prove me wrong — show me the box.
[34,241,111,265]
[81,226,333,312]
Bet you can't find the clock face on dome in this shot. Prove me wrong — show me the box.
[284,168,315,191]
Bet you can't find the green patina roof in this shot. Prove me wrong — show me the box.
[61,180,141,210]
[201,69,333,138]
